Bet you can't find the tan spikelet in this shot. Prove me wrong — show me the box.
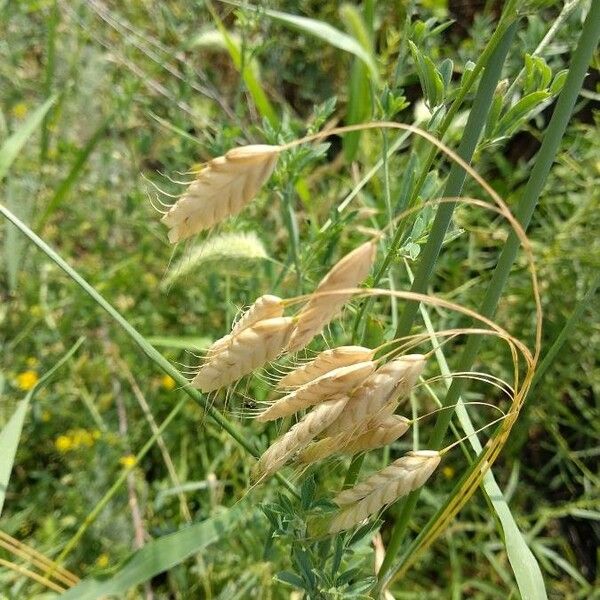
[287,241,377,352]
[324,355,425,438]
[253,396,349,480]
[300,414,410,464]
[204,295,284,360]
[328,450,440,533]
[192,317,293,392]
[162,145,280,243]
[277,346,375,390]
[256,361,376,422]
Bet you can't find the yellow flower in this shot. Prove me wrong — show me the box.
[442,465,455,479]
[160,375,176,391]
[95,553,110,568]
[16,370,39,391]
[41,410,51,422]
[55,435,73,453]
[11,102,28,119]
[119,455,137,469]
[72,428,94,448]
[26,357,39,368]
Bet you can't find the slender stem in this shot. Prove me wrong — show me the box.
[378,1,600,580]
[0,203,298,500]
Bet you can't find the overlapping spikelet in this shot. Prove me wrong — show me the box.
[256,361,376,422]
[324,355,425,438]
[253,396,349,480]
[298,414,410,463]
[192,316,293,392]
[276,346,374,390]
[327,450,440,533]
[162,145,281,243]
[287,240,377,352]
[205,295,284,359]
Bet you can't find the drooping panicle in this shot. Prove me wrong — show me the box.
[162,144,281,243]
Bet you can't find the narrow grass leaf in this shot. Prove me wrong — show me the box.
[0,97,55,180]
[61,503,250,600]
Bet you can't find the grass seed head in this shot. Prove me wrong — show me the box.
[327,450,440,533]
[192,316,293,392]
[286,240,377,352]
[276,345,374,390]
[324,354,425,438]
[162,144,280,243]
[253,395,349,480]
[256,360,376,422]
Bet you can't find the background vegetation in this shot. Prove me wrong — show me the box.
[0,0,598,598]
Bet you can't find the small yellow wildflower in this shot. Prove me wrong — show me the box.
[26,357,39,368]
[16,370,39,391]
[11,102,28,119]
[160,375,176,391]
[72,428,94,448]
[119,455,137,469]
[55,435,73,453]
[442,465,455,479]
[95,553,109,568]
[41,410,51,422]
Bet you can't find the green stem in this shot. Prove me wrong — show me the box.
[378,1,600,581]
[0,203,298,501]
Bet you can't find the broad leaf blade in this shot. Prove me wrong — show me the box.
[61,504,250,599]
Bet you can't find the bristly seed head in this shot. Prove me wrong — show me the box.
[192,316,293,392]
[286,240,377,353]
[276,345,375,390]
[162,144,280,243]
[326,450,440,533]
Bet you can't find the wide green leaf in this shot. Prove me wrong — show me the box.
[61,503,251,599]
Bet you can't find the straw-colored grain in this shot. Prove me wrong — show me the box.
[286,240,377,352]
[256,360,375,422]
[324,355,425,438]
[162,144,280,243]
[277,345,374,390]
[253,395,349,479]
[192,316,293,392]
[328,450,440,533]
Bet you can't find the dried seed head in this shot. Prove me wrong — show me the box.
[298,415,410,464]
[324,355,425,438]
[192,316,293,392]
[256,360,376,422]
[277,345,375,390]
[162,145,280,243]
[328,450,440,533]
[204,294,284,360]
[253,395,349,480]
[287,241,377,352]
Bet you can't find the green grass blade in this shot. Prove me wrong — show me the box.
[60,502,251,599]
[0,97,55,181]
[40,0,58,161]
[208,3,278,126]
[237,3,379,83]
[146,336,211,351]
[0,338,83,517]
[36,115,111,229]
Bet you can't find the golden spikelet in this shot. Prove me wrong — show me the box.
[256,361,376,422]
[286,240,377,353]
[324,355,425,438]
[205,295,284,359]
[298,414,410,464]
[162,145,280,243]
[327,450,440,533]
[192,316,293,392]
[276,345,374,390]
[253,396,349,480]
